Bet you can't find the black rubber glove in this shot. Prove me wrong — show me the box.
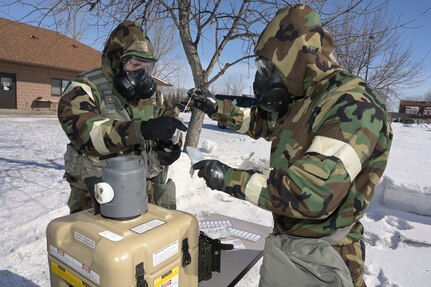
[192,160,230,191]
[156,141,181,166]
[141,117,187,141]
[187,88,218,117]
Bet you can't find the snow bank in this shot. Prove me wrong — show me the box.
[381,176,431,216]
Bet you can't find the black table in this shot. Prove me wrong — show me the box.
[199,214,272,287]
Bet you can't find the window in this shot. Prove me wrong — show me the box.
[51,78,69,96]
[424,108,431,116]
[1,76,13,91]
[405,106,419,115]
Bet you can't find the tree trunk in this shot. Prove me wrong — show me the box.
[184,109,205,148]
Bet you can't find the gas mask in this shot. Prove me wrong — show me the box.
[113,57,157,100]
[253,57,290,115]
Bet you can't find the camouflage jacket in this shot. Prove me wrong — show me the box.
[58,20,178,176]
[211,5,393,242]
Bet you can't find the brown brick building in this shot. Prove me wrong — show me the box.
[389,100,431,124]
[0,17,101,111]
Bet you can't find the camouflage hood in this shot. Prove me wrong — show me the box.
[101,20,157,82]
[254,4,342,99]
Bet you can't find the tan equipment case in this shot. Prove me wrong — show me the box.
[47,204,199,287]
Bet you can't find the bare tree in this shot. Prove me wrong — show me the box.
[424,90,431,101]
[3,0,427,147]
[155,0,287,148]
[146,17,184,82]
[45,4,89,41]
[219,74,248,96]
[317,0,424,107]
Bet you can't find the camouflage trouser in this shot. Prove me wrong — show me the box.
[65,168,176,214]
[332,240,366,287]
[146,168,177,210]
[65,174,93,214]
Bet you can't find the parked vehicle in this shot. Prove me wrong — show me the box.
[403,119,415,127]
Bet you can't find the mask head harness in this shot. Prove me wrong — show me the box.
[253,56,291,115]
[114,56,157,100]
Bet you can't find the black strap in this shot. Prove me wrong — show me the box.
[199,231,234,273]
[211,238,221,273]
[220,242,234,251]
[210,239,234,272]
[136,262,147,287]
[182,238,191,267]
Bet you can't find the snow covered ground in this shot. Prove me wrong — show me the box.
[0,113,430,287]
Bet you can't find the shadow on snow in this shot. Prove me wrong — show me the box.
[0,157,64,170]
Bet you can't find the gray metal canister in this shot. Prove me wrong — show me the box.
[99,156,147,219]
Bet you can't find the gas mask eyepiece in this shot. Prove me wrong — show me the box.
[255,56,275,80]
[114,57,157,100]
[253,57,290,114]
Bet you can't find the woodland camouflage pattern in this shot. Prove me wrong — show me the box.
[210,4,392,287]
[58,20,178,213]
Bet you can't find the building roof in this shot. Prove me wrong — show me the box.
[153,77,173,87]
[0,17,173,86]
[0,17,101,72]
[399,100,431,106]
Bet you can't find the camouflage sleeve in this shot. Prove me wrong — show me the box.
[223,92,391,220]
[211,99,276,140]
[158,95,181,118]
[152,90,179,118]
[58,82,143,157]
[151,91,184,146]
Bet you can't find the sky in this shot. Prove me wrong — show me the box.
[0,113,430,286]
[386,0,431,97]
[0,0,430,97]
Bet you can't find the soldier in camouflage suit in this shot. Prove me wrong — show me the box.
[191,4,392,287]
[58,20,187,214]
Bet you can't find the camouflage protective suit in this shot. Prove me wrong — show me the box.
[58,20,179,213]
[209,5,392,287]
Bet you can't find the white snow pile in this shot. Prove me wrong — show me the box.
[0,114,430,287]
